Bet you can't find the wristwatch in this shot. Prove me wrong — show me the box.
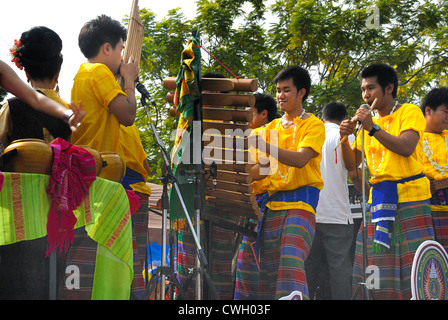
[369,124,381,136]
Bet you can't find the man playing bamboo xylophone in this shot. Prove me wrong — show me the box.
[244,65,325,300]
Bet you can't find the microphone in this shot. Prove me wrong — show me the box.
[334,98,377,150]
[355,104,370,134]
[136,83,156,107]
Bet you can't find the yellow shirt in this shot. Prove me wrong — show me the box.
[118,125,151,195]
[422,131,448,180]
[70,63,125,156]
[354,103,430,203]
[253,114,325,213]
[422,130,448,211]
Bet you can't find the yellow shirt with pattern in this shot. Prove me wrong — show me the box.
[252,114,325,213]
[70,63,125,157]
[422,130,448,211]
[354,103,430,203]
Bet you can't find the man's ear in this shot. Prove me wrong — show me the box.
[102,43,111,55]
[261,109,268,120]
[298,88,307,100]
[385,83,394,96]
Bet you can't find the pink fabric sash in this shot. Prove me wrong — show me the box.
[125,189,141,216]
[46,138,97,256]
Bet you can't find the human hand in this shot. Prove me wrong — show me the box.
[68,101,85,132]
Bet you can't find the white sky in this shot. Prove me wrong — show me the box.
[0,0,198,100]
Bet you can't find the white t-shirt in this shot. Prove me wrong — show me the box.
[315,122,354,224]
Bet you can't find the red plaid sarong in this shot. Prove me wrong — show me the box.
[352,200,434,300]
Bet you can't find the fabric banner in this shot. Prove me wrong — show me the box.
[0,172,134,299]
[169,35,202,221]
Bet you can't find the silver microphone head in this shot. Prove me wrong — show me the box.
[360,104,369,110]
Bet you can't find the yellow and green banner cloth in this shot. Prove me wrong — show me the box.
[169,35,201,221]
[171,35,201,174]
[0,172,134,300]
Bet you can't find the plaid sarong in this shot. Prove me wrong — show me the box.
[235,208,315,300]
[430,188,448,252]
[176,212,243,300]
[352,200,435,300]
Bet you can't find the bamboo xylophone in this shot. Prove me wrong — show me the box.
[164,77,262,220]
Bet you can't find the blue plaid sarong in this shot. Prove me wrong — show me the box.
[252,186,320,263]
[371,173,425,249]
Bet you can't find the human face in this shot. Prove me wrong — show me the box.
[107,39,125,75]
[276,78,304,116]
[361,76,386,108]
[249,106,266,129]
[425,104,448,134]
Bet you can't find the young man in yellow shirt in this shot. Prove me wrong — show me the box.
[339,62,435,300]
[62,15,141,300]
[70,14,139,154]
[420,87,448,252]
[244,66,325,300]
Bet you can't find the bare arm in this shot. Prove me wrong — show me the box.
[108,57,139,126]
[355,106,419,157]
[0,60,85,131]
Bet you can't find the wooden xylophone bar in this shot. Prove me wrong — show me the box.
[164,77,261,220]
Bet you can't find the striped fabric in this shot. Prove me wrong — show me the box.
[176,214,243,300]
[430,209,448,252]
[0,173,134,300]
[234,208,315,300]
[352,200,435,300]
[130,192,149,299]
[429,189,448,252]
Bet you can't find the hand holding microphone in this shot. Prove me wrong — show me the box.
[335,98,377,150]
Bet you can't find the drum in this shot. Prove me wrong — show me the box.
[98,152,126,183]
[2,138,53,175]
[77,145,103,176]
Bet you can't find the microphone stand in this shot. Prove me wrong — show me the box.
[351,128,376,300]
[140,94,220,300]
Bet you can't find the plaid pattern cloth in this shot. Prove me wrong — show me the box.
[430,188,448,251]
[130,192,149,299]
[431,209,448,251]
[61,193,149,300]
[176,214,242,300]
[352,200,435,300]
[235,208,315,300]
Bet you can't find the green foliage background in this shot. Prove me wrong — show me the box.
[125,0,448,183]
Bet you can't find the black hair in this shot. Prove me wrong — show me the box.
[361,62,398,98]
[254,92,278,122]
[19,26,63,81]
[322,101,348,122]
[274,65,311,102]
[420,87,448,114]
[78,14,127,59]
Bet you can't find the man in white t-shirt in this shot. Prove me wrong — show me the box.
[305,101,359,300]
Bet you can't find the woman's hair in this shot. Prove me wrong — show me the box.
[18,26,63,81]
[78,14,127,59]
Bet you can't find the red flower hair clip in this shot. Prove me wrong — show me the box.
[10,39,23,70]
